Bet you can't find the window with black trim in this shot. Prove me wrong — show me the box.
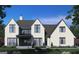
[7,38,16,46]
[59,26,66,32]
[22,30,31,34]
[59,37,65,44]
[34,24,40,33]
[9,24,15,33]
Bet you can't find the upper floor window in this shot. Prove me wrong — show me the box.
[59,37,65,44]
[34,24,40,33]
[22,30,31,34]
[59,26,66,32]
[9,24,15,33]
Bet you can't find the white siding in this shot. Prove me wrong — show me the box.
[5,19,19,46]
[5,18,75,47]
[31,19,45,46]
[49,20,75,47]
[47,38,51,48]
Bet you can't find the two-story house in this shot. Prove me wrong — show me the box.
[47,20,75,47]
[4,16,76,48]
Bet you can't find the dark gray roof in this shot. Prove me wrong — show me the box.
[16,19,73,38]
[17,20,35,29]
[44,24,57,37]
[17,20,57,37]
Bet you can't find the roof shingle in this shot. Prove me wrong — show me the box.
[17,20,57,37]
[44,24,57,37]
[17,20,35,29]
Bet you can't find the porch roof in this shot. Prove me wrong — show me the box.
[17,34,32,38]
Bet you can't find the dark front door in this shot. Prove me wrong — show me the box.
[19,38,31,46]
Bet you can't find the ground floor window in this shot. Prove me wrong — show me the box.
[33,38,42,46]
[7,38,16,46]
[59,37,65,44]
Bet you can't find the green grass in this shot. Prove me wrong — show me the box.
[46,48,79,54]
[0,47,79,54]
[0,47,17,51]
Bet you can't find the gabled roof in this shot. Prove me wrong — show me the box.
[16,19,75,38]
[17,20,57,37]
[16,20,63,37]
[43,20,64,38]
[43,20,67,38]
[5,18,19,29]
[17,20,35,29]
[44,24,57,37]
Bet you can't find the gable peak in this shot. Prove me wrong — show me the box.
[10,18,15,22]
[11,18,14,20]
[60,19,64,22]
[36,18,39,21]
[59,19,65,23]
[35,18,40,22]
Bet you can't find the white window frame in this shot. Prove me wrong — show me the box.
[22,30,31,34]
[34,38,42,46]
[34,24,40,33]
[9,24,15,33]
[7,38,16,46]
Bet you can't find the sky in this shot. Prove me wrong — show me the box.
[3,5,73,25]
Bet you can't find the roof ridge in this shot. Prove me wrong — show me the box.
[18,19,35,21]
[43,24,57,25]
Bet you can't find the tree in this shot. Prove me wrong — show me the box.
[0,5,11,24]
[70,25,79,37]
[66,5,79,37]
[66,5,79,25]
[0,5,11,46]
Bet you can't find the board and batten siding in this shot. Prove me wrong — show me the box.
[5,19,19,46]
[48,20,75,47]
[31,19,45,46]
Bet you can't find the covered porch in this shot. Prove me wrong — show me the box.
[16,34,33,48]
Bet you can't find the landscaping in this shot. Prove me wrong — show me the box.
[0,47,79,54]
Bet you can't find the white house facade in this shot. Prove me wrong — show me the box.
[4,16,76,48]
[31,19,45,46]
[5,19,19,46]
[47,20,75,47]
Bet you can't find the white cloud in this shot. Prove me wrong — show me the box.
[39,15,72,26]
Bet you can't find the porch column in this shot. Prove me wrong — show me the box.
[17,38,19,46]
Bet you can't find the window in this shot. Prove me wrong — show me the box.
[22,30,31,34]
[34,25,40,33]
[34,38,42,46]
[7,38,16,46]
[59,26,65,32]
[59,37,65,44]
[9,24,15,33]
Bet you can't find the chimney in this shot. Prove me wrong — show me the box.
[19,16,23,20]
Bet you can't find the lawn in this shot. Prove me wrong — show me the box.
[47,48,79,54]
[0,47,79,54]
[0,47,17,51]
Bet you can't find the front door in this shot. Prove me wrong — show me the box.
[19,38,31,46]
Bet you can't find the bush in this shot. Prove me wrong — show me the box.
[0,40,4,47]
[47,49,61,54]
